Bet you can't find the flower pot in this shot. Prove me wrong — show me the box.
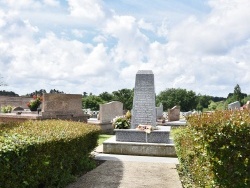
[29,106,39,111]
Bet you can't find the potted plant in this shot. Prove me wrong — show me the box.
[27,95,42,111]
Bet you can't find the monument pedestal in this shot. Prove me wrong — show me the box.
[115,129,170,143]
[103,126,176,157]
[103,135,176,157]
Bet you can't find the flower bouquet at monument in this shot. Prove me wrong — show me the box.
[112,115,130,129]
[27,95,42,111]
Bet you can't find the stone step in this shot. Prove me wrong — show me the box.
[103,136,176,157]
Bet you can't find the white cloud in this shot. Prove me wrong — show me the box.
[93,35,107,43]
[2,0,42,9]
[71,29,84,38]
[169,0,250,55]
[43,0,60,7]
[1,0,250,97]
[67,0,105,21]
[138,19,155,32]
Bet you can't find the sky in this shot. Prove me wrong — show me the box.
[0,0,250,97]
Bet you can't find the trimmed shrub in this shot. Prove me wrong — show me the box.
[173,110,250,188]
[0,120,100,188]
[1,105,13,113]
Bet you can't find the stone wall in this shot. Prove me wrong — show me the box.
[0,96,31,109]
[41,94,87,121]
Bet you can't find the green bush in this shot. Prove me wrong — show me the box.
[0,120,100,188]
[173,110,250,188]
[1,105,13,113]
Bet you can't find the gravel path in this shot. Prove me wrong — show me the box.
[66,160,182,188]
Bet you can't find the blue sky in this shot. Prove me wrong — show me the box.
[0,0,250,97]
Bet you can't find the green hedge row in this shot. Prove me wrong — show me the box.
[173,110,250,188]
[0,120,100,188]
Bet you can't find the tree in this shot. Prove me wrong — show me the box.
[82,95,104,110]
[234,84,242,102]
[83,92,88,97]
[156,88,197,111]
[208,100,217,111]
[112,88,134,110]
[99,91,114,102]
[226,84,246,105]
[0,90,19,96]
[196,94,213,111]
[26,89,65,96]
[242,95,250,104]
[49,89,64,94]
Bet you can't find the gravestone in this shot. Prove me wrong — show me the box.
[41,94,88,122]
[246,101,250,110]
[99,101,123,123]
[168,106,180,121]
[12,106,24,111]
[156,103,163,119]
[131,70,156,129]
[228,101,240,110]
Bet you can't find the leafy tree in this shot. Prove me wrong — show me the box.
[234,84,242,101]
[233,84,247,104]
[49,89,64,94]
[156,88,197,111]
[226,84,246,106]
[208,100,217,111]
[196,94,213,111]
[98,91,114,102]
[26,89,47,97]
[0,90,19,96]
[82,95,104,110]
[83,92,88,97]
[242,95,250,104]
[112,88,134,110]
[26,89,65,96]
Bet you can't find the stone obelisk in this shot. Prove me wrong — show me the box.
[131,70,156,129]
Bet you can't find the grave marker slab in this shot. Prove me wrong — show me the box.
[228,101,240,110]
[99,101,123,123]
[168,105,180,122]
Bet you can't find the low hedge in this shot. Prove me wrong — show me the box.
[173,110,250,188]
[0,120,100,188]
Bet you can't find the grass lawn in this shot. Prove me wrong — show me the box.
[98,134,113,145]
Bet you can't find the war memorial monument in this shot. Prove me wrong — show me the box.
[103,70,176,157]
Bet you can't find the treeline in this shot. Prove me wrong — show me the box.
[0,89,65,97]
[82,84,249,112]
[82,88,225,112]
[82,89,133,111]
[25,89,65,97]
[0,90,19,96]
[1,84,249,112]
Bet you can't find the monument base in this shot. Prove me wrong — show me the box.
[115,129,171,143]
[87,118,114,134]
[103,136,176,157]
